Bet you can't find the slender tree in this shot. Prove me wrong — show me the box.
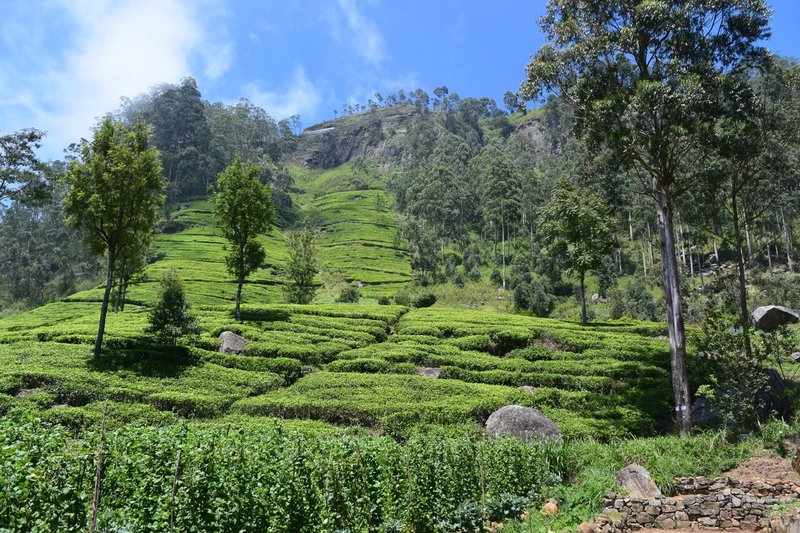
[521,0,771,434]
[64,118,164,361]
[213,157,273,320]
[112,232,151,313]
[473,144,522,288]
[539,181,615,325]
[283,223,319,304]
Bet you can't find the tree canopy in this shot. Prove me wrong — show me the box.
[0,129,48,205]
[540,181,615,325]
[213,157,274,320]
[520,0,772,435]
[64,118,164,360]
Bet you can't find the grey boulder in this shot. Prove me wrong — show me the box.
[752,305,799,332]
[218,331,247,355]
[691,397,717,426]
[415,367,442,378]
[616,463,662,499]
[485,405,562,441]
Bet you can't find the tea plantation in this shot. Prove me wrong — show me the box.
[0,187,770,531]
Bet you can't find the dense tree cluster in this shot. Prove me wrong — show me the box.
[118,77,299,219]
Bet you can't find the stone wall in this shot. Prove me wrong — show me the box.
[601,476,800,531]
[674,476,800,498]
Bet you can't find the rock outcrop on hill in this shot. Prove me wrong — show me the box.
[291,105,557,171]
[293,107,427,170]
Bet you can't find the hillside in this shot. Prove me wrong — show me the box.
[1,80,798,533]
[0,141,676,436]
[0,133,796,533]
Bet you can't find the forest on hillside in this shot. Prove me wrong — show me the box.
[2,61,799,324]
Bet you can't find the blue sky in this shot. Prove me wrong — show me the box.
[2,0,800,160]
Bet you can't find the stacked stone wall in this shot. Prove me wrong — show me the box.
[600,476,800,531]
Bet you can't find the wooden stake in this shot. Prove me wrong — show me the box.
[89,402,108,533]
[169,449,182,533]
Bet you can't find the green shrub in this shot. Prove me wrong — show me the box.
[146,269,200,344]
[336,285,360,303]
[513,278,556,317]
[0,410,570,532]
[393,291,411,306]
[412,293,437,308]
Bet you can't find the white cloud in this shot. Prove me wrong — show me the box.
[243,66,322,120]
[335,0,385,65]
[0,0,233,158]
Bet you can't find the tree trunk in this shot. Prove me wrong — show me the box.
[113,268,126,313]
[628,211,634,241]
[744,211,753,258]
[94,251,116,362]
[501,218,506,290]
[653,182,692,436]
[731,189,753,358]
[767,236,773,270]
[120,281,128,312]
[235,278,243,322]
[647,221,654,267]
[641,244,648,277]
[579,270,587,326]
[782,207,794,272]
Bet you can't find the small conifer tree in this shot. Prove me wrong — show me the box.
[147,269,200,344]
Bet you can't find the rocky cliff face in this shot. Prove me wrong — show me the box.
[292,105,554,170]
[293,106,424,170]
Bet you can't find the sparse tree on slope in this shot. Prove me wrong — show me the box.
[520,0,771,435]
[539,181,614,326]
[213,157,273,321]
[64,118,164,361]
[472,144,522,289]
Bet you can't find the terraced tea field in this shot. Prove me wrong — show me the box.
[62,186,410,306]
[0,297,673,440]
[312,190,412,297]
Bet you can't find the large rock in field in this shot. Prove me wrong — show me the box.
[615,463,662,499]
[485,405,562,441]
[691,397,717,426]
[752,305,799,332]
[760,368,790,419]
[415,367,441,378]
[218,331,247,355]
